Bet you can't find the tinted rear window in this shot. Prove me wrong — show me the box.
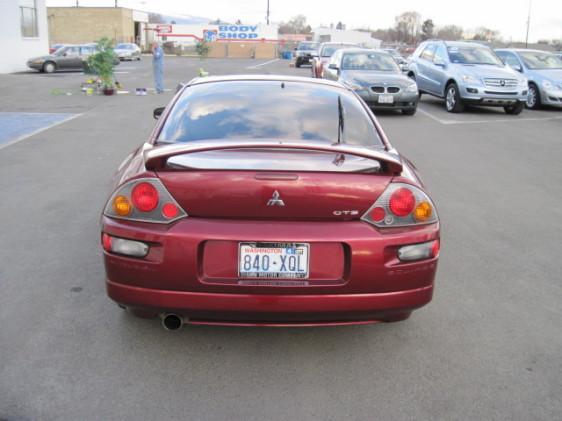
[158,81,383,148]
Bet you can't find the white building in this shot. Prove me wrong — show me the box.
[313,28,381,49]
[0,0,49,73]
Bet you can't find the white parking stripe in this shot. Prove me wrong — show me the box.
[417,106,562,125]
[246,59,280,69]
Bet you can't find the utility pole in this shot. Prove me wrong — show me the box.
[266,0,270,25]
[525,0,532,48]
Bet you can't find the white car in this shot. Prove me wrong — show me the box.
[114,43,141,61]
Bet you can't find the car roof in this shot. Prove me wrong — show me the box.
[187,74,345,88]
[495,48,553,54]
[340,48,390,54]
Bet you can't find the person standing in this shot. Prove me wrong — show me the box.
[152,41,164,94]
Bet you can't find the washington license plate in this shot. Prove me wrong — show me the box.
[238,242,309,279]
[378,94,394,104]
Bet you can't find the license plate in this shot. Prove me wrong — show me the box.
[238,242,309,279]
[378,94,394,104]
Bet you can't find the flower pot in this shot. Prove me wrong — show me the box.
[103,87,115,96]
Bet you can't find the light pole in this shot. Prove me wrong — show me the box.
[525,0,532,48]
[266,0,270,25]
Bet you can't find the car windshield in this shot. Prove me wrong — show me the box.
[447,46,503,65]
[54,47,69,56]
[341,52,400,72]
[322,45,354,57]
[116,44,133,49]
[298,42,318,50]
[518,51,562,69]
[158,80,383,148]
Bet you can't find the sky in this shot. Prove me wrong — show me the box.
[46,0,562,43]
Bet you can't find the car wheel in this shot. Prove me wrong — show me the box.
[43,62,56,73]
[526,83,541,110]
[402,108,417,116]
[445,83,464,113]
[504,101,524,115]
[295,59,301,68]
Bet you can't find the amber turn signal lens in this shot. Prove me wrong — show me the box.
[113,195,132,216]
[413,201,432,222]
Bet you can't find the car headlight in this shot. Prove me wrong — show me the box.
[461,74,481,84]
[405,83,418,93]
[541,80,553,89]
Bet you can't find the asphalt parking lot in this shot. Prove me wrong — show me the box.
[1,57,561,421]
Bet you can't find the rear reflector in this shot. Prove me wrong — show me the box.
[397,240,439,262]
[102,233,149,258]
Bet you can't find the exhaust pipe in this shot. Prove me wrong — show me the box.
[161,313,184,331]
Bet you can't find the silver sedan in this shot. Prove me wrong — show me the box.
[322,48,419,115]
[114,43,141,61]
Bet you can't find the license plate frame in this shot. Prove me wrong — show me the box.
[378,94,394,104]
[238,242,310,279]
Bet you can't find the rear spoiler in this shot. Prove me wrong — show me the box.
[144,140,403,175]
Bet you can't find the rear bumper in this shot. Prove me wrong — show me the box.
[107,280,433,325]
[102,216,439,324]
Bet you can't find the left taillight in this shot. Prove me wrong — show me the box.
[103,178,187,224]
[361,182,438,228]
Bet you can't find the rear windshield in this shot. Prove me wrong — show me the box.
[447,46,503,65]
[158,81,383,148]
[298,42,318,50]
[322,45,355,57]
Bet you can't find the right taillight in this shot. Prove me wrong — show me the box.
[362,182,438,227]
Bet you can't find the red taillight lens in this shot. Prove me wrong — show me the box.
[102,233,112,251]
[132,182,159,212]
[162,202,179,219]
[389,187,415,217]
[370,206,386,222]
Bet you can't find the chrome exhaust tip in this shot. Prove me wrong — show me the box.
[161,313,184,331]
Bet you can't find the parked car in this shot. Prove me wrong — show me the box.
[49,43,69,54]
[382,48,409,72]
[408,40,528,114]
[114,43,142,61]
[311,42,359,78]
[495,49,562,109]
[101,75,440,329]
[27,44,119,73]
[322,48,418,115]
[294,41,319,67]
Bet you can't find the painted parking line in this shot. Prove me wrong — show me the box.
[417,106,562,125]
[0,112,81,151]
[246,58,280,69]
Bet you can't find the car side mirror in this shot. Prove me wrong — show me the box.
[153,107,165,119]
[328,63,338,70]
[512,64,522,72]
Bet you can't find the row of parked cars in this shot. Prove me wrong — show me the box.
[27,43,141,73]
[298,40,562,115]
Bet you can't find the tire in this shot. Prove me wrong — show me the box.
[526,83,541,110]
[43,62,56,73]
[402,108,417,116]
[444,82,465,113]
[504,101,524,115]
[295,59,301,68]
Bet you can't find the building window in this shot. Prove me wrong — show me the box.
[20,0,38,38]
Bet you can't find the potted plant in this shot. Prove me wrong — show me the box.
[86,37,118,96]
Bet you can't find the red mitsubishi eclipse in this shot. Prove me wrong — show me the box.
[101,75,440,330]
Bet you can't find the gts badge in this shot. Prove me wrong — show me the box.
[333,210,359,216]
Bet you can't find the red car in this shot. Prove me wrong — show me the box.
[101,75,440,329]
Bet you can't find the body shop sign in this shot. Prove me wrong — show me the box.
[218,25,259,39]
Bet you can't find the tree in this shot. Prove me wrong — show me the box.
[421,19,434,40]
[86,37,117,90]
[436,25,463,41]
[278,15,311,34]
[472,27,500,42]
[148,13,166,24]
[336,21,345,30]
[394,11,421,44]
